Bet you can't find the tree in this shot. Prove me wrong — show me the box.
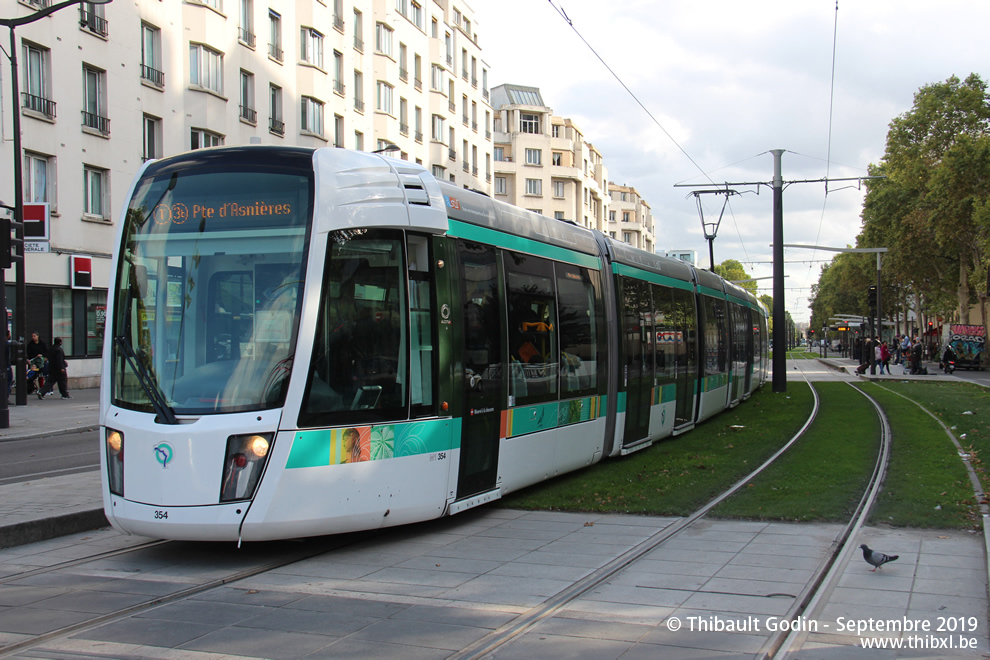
[873,73,990,324]
[715,259,757,294]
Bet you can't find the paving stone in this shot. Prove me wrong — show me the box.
[346,616,492,651]
[76,617,220,648]
[180,625,334,659]
[480,630,633,660]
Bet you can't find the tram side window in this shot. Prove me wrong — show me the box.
[652,284,676,383]
[670,287,697,376]
[408,235,435,417]
[730,303,749,370]
[702,295,727,376]
[555,264,603,397]
[505,251,557,405]
[300,229,408,426]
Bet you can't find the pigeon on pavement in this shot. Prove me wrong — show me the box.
[860,544,898,571]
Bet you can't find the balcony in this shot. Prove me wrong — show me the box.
[333,15,345,32]
[270,118,285,135]
[354,36,364,52]
[399,67,408,82]
[25,0,51,7]
[471,76,477,88]
[485,129,491,139]
[472,166,478,176]
[448,101,455,113]
[81,110,110,135]
[79,7,108,37]
[400,122,409,136]
[269,43,283,62]
[21,93,56,119]
[414,77,422,91]
[483,89,489,101]
[415,130,423,143]
[238,27,256,48]
[334,80,345,96]
[239,105,257,124]
[354,98,365,113]
[462,161,469,173]
[472,120,477,131]
[140,64,165,88]
[462,115,468,127]
[448,148,456,161]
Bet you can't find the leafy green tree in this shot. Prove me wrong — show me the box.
[869,73,990,324]
[715,259,757,294]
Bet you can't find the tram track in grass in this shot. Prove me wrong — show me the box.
[9,371,976,659]
[454,370,896,660]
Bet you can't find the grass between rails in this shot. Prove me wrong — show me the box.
[859,382,978,529]
[711,382,879,522]
[496,383,814,516]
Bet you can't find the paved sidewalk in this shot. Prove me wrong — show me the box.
[0,386,100,442]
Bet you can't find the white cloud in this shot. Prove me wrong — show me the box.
[477,0,990,322]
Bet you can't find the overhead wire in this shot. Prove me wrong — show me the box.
[546,0,752,263]
[809,1,841,278]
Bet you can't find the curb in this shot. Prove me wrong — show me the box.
[0,508,109,550]
[0,425,99,443]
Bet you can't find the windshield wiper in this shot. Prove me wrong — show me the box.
[115,335,178,425]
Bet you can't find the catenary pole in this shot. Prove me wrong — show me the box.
[771,150,786,392]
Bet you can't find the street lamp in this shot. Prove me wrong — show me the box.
[1,0,113,423]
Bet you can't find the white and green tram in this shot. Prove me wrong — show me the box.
[101,146,768,542]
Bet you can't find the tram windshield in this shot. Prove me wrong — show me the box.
[111,158,313,415]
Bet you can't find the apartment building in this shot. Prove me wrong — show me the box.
[0,0,492,384]
[665,249,698,266]
[607,183,655,253]
[489,84,609,231]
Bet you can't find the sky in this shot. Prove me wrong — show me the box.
[476,0,989,325]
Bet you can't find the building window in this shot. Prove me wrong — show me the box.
[140,23,164,87]
[445,32,452,66]
[82,165,108,219]
[376,81,393,115]
[22,41,54,118]
[333,0,344,30]
[269,84,284,135]
[191,128,223,150]
[410,2,422,28]
[239,70,256,123]
[431,64,444,91]
[24,152,54,208]
[82,65,109,134]
[238,0,255,47]
[431,114,445,142]
[609,210,615,223]
[334,114,344,147]
[414,106,422,142]
[494,147,504,161]
[399,97,408,134]
[190,43,223,94]
[552,152,562,167]
[268,10,283,61]
[353,9,364,51]
[301,96,324,136]
[354,70,364,112]
[525,148,541,165]
[623,211,630,222]
[300,27,324,68]
[553,181,565,198]
[494,176,506,195]
[375,22,393,57]
[330,51,345,96]
[80,2,109,37]
[142,114,162,160]
[399,43,408,80]
[525,178,542,196]
[355,131,364,151]
[432,165,444,179]
[554,211,565,220]
[552,125,560,138]
[520,113,540,134]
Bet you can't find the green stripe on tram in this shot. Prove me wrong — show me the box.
[446,219,601,270]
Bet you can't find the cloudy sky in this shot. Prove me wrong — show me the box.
[476,0,987,324]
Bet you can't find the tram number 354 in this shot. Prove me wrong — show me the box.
[154,510,169,520]
[429,452,447,462]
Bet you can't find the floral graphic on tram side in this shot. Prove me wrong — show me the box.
[370,426,395,461]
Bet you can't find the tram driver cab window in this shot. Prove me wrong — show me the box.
[300,229,409,426]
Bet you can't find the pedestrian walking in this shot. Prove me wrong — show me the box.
[37,337,71,400]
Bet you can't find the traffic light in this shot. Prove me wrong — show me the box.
[0,217,9,270]
[808,329,814,338]
[867,285,878,310]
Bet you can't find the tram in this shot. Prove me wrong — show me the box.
[100,146,768,542]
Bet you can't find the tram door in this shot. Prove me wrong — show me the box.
[455,240,502,500]
[622,278,652,445]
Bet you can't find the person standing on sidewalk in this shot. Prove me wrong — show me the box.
[37,337,70,400]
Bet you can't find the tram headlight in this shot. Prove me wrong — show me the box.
[105,428,124,496]
[220,433,274,502]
